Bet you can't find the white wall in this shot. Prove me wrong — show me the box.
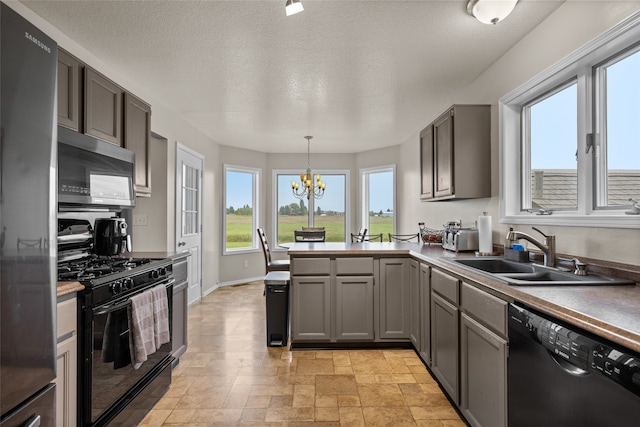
[403,1,640,266]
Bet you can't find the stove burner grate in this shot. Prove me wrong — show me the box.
[57,256,152,282]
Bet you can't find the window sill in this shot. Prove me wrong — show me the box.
[500,212,640,229]
[223,247,260,256]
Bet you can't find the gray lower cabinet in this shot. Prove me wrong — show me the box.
[409,259,421,348]
[418,263,431,365]
[460,313,507,427]
[430,268,460,403]
[431,292,459,403]
[460,282,508,427]
[172,255,189,361]
[379,258,410,340]
[335,276,374,341]
[291,276,332,342]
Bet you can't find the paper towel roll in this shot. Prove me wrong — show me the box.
[478,215,493,255]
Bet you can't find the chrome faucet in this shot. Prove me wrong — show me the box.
[505,226,556,267]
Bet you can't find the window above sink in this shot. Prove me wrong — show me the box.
[499,11,640,229]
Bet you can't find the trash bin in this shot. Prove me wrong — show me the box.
[264,271,290,347]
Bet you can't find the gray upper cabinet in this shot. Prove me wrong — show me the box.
[84,67,123,146]
[124,92,152,196]
[57,48,82,132]
[420,125,434,199]
[420,105,491,201]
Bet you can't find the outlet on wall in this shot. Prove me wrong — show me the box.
[243,260,249,268]
[133,214,148,226]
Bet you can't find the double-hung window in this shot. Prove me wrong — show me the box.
[500,12,640,228]
[360,165,396,237]
[273,169,349,245]
[223,165,260,254]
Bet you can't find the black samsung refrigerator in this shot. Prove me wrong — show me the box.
[0,3,58,426]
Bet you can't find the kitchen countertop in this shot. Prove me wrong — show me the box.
[57,281,84,297]
[287,242,640,353]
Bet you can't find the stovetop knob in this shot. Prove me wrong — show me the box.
[149,269,159,280]
[109,280,123,294]
[122,277,134,291]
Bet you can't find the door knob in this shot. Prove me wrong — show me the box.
[178,241,186,247]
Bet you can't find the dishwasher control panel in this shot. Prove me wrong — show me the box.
[510,304,640,397]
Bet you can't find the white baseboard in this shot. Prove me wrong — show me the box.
[216,276,265,289]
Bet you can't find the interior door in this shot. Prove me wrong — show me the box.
[175,143,203,305]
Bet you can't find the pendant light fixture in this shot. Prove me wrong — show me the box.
[291,136,326,200]
[467,0,518,25]
[285,0,304,17]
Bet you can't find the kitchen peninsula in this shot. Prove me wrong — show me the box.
[287,241,640,352]
[289,241,640,426]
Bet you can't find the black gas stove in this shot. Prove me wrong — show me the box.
[58,218,175,426]
[59,255,173,306]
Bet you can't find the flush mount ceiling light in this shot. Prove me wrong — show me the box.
[285,0,304,16]
[467,0,518,25]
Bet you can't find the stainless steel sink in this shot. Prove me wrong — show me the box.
[451,257,635,286]
[453,258,536,274]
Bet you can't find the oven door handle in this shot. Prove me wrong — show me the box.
[93,278,175,315]
[94,299,131,316]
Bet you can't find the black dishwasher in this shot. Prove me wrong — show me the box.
[508,303,640,426]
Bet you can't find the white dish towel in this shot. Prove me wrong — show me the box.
[128,289,156,368]
[152,284,170,349]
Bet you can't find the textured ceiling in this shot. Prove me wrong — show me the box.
[21,0,563,153]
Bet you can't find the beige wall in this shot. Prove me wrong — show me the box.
[15,0,640,289]
[131,134,168,251]
[9,1,224,295]
[404,1,640,266]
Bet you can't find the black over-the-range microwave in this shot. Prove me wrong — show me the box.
[57,126,135,210]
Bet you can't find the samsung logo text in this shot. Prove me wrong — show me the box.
[25,32,51,54]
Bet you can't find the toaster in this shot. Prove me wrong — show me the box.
[443,227,479,252]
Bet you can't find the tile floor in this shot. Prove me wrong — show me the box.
[140,281,466,426]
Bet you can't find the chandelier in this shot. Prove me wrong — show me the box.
[291,136,326,200]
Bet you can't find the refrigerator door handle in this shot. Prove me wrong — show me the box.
[24,414,41,427]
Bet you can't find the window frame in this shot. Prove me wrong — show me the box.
[499,11,640,229]
[360,165,397,235]
[222,164,260,255]
[594,42,640,210]
[272,168,351,248]
[521,77,579,212]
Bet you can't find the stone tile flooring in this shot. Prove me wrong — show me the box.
[140,281,465,426]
